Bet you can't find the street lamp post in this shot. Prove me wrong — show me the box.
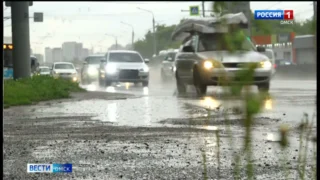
[105,34,118,50]
[137,7,157,56]
[120,21,134,50]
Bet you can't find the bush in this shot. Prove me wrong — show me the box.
[4,75,85,107]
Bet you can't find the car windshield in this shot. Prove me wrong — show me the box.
[85,57,103,64]
[40,68,50,72]
[109,53,143,63]
[165,52,177,61]
[55,64,74,69]
[263,51,273,59]
[199,33,255,51]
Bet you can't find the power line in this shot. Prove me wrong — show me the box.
[266,2,283,9]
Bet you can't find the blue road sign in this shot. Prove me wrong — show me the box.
[189,6,200,16]
[4,67,13,79]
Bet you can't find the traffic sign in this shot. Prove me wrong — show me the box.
[34,12,43,22]
[5,1,33,7]
[189,6,200,16]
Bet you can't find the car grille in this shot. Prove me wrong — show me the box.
[119,70,139,79]
[222,62,258,68]
[59,73,72,76]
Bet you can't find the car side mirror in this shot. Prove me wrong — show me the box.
[257,46,266,52]
[83,62,88,66]
[100,59,107,63]
[144,58,150,63]
[182,45,195,53]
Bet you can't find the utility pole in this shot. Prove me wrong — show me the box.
[202,1,205,17]
[120,21,134,50]
[115,37,118,50]
[152,17,157,56]
[137,7,157,56]
[313,1,317,64]
[132,30,135,50]
[11,2,31,79]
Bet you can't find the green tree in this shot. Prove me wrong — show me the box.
[133,24,181,58]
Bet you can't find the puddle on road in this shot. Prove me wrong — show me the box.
[81,82,150,96]
[30,90,316,128]
[35,97,191,126]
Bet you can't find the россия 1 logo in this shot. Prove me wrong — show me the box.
[254,10,294,24]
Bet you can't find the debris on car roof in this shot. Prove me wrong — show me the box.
[171,12,249,42]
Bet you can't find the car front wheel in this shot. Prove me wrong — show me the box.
[257,82,270,93]
[98,77,105,87]
[193,68,207,96]
[142,81,149,87]
[105,80,112,87]
[161,69,167,82]
[176,72,186,94]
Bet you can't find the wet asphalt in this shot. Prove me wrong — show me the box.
[3,67,317,180]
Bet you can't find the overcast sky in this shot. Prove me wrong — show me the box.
[3,1,314,54]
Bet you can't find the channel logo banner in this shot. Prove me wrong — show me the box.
[27,164,72,173]
[254,10,294,20]
[254,10,284,20]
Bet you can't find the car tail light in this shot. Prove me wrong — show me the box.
[273,64,277,69]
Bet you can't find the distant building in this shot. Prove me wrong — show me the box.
[75,43,83,61]
[3,36,11,44]
[81,48,89,60]
[52,48,63,62]
[293,35,315,64]
[33,54,44,63]
[62,42,78,62]
[45,47,53,63]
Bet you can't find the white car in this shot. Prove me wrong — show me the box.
[81,54,105,84]
[160,49,179,81]
[98,50,149,87]
[263,49,276,70]
[171,13,275,95]
[37,66,51,76]
[51,62,78,82]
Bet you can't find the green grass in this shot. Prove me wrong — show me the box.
[196,3,317,179]
[4,75,85,107]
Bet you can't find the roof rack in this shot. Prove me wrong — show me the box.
[172,12,249,41]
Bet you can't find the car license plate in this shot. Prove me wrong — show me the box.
[227,71,236,77]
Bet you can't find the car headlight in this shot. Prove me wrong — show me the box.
[105,65,117,74]
[259,61,272,69]
[88,67,97,75]
[203,61,213,69]
[140,66,149,72]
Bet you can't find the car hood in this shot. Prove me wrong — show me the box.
[107,62,147,70]
[40,72,50,75]
[87,64,100,69]
[197,51,269,63]
[54,69,77,74]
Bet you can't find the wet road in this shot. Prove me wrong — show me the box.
[4,68,317,180]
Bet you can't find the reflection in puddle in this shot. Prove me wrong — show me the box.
[200,96,221,109]
[86,84,97,91]
[35,97,189,126]
[107,103,117,122]
[266,133,280,142]
[198,125,219,131]
[106,86,116,93]
[204,136,217,147]
[143,87,149,95]
[125,83,130,90]
[143,97,151,125]
[264,99,273,110]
